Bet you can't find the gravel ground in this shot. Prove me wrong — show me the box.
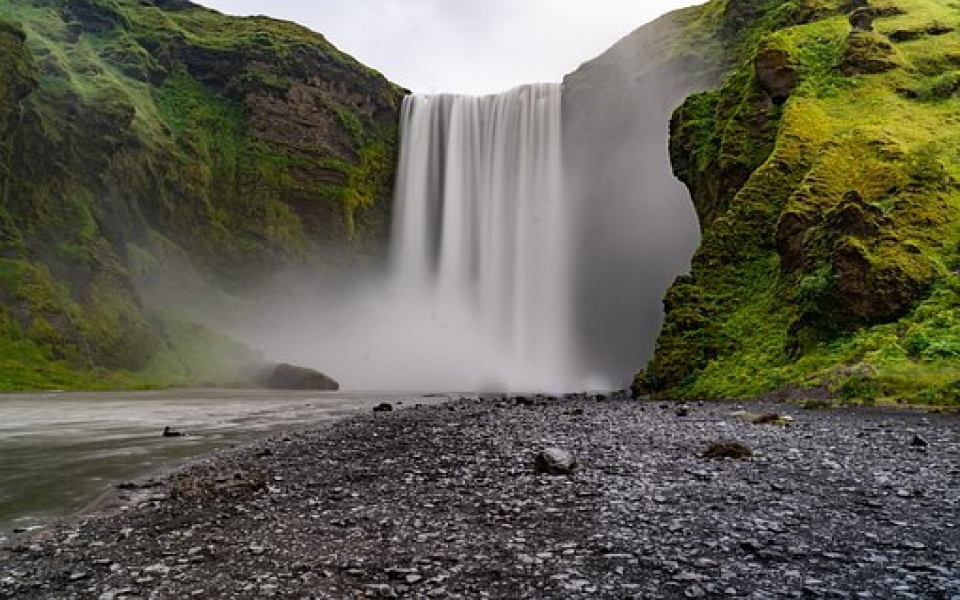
[1,395,959,599]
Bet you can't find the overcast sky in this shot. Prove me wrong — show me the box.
[192,1,702,94]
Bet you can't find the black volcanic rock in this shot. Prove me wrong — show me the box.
[258,363,339,391]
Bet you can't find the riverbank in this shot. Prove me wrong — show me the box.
[0,390,435,536]
[2,396,958,598]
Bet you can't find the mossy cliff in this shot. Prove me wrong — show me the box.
[643,0,960,404]
[0,0,403,389]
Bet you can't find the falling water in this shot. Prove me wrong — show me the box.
[391,84,572,391]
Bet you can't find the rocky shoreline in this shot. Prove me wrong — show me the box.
[1,396,958,599]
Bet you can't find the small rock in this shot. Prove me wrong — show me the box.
[910,435,930,448]
[676,404,691,417]
[685,585,706,598]
[902,541,927,551]
[703,441,753,460]
[373,403,394,413]
[534,448,577,475]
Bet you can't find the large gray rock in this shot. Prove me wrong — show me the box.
[258,363,339,391]
[534,448,578,475]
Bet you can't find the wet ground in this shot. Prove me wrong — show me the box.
[0,389,440,537]
[1,395,958,598]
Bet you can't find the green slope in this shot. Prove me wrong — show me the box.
[644,0,960,405]
[0,0,403,389]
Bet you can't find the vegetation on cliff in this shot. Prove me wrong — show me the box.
[645,0,960,405]
[0,0,403,389]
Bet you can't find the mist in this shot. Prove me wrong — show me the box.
[560,21,720,386]
[229,277,541,393]
[135,14,721,394]
[220,51,713,393]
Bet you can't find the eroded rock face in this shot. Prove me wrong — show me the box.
[849,7,877,31]
[841,31,903,75]
[829,239,937,324]
[755,42,798,104]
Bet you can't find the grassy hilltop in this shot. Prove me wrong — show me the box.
[641,0,960,405]
[0,0,403,389]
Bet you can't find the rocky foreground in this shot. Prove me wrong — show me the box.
[1,396,959,599]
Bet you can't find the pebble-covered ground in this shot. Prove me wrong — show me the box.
[1,396,958,599]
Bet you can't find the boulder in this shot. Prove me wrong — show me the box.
[534,448,578,475]
[258,363,339,391]
[702,440,753,459]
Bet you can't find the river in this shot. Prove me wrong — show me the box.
[0,389,442,541]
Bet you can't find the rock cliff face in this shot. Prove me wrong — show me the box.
[561,5,727,384]
[0,0,403,388]
[644,0,960,404]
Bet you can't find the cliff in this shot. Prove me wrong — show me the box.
[562,4,726,385]
[0,0,403,388]
[643,0,960,404]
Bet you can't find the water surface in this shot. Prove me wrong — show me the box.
[0,389,432,539]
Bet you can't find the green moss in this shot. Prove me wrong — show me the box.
[651,0,960,406]
[0,0,402,389]
[138,312,260,388]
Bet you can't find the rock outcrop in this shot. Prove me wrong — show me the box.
[257,363,340,391]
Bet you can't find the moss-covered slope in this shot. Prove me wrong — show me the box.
[0,0,403,389]
[645,0,960,404]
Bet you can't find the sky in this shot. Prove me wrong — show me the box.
[192,0,702,95]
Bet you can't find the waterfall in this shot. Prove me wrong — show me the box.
[391,84,571,392]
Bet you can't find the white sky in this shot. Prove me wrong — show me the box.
[192,1,702,94]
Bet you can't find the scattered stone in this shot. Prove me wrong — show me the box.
[702,440,754,460]
[1,398,957,599]
[162,426,185,438]
[514,396,536,407]
[753,413,792,425]
[533,448,578,475]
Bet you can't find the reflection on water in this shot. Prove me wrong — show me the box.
[0,389,432,539]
